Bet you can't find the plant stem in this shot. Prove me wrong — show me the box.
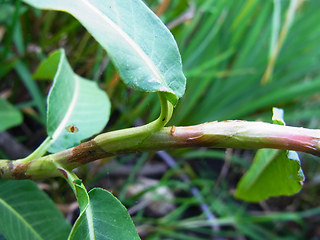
[1,120,320,179]
[19,136,52,163]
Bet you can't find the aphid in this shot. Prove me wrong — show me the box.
[65,125,79,133]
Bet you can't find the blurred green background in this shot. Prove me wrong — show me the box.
[1,0,320,239]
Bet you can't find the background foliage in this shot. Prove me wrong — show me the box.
[1,0,320,239]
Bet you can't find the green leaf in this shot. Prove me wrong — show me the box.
[22,0,186,105]
[57,168,89,213]
[69,188,141,240]
[235,108,305,202]
[15,61,46,121]
[70,176,89,213]
[59,169,140,240]
[33,50,60,80]
[0,180,71,240]
[73,182,89,213]
[43,49,110,153]
[271,107,285,125]
[0,98,23,132]
[235,149,304,202]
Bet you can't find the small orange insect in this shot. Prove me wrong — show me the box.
[65,125,79,133]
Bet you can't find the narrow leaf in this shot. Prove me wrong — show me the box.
[42,49,110,153]
[73,180,90,213]
[14,61,46,120]
[0,98,23,132]
[33,50,60,80]
[69,188,141,240]
[270,0,281,57]
[61,169,89,214]
[0,180,71,240]
[235,108,305,202]
[22,0,186,105]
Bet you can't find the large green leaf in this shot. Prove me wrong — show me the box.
[69,188,141,240]
[0,180,71,240]
[235,108,305,202]
[39,49,110,153]
[0,98,23,132]
[23,0,186,105]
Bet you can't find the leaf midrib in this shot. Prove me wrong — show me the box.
[0,198,43,240]
[86,204,95,240]
[51,55,79,140]
[79,0,167,87]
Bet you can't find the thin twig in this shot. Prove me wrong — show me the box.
[156,0,171,17]
[167,2,196,29]
[214,148,232,190]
